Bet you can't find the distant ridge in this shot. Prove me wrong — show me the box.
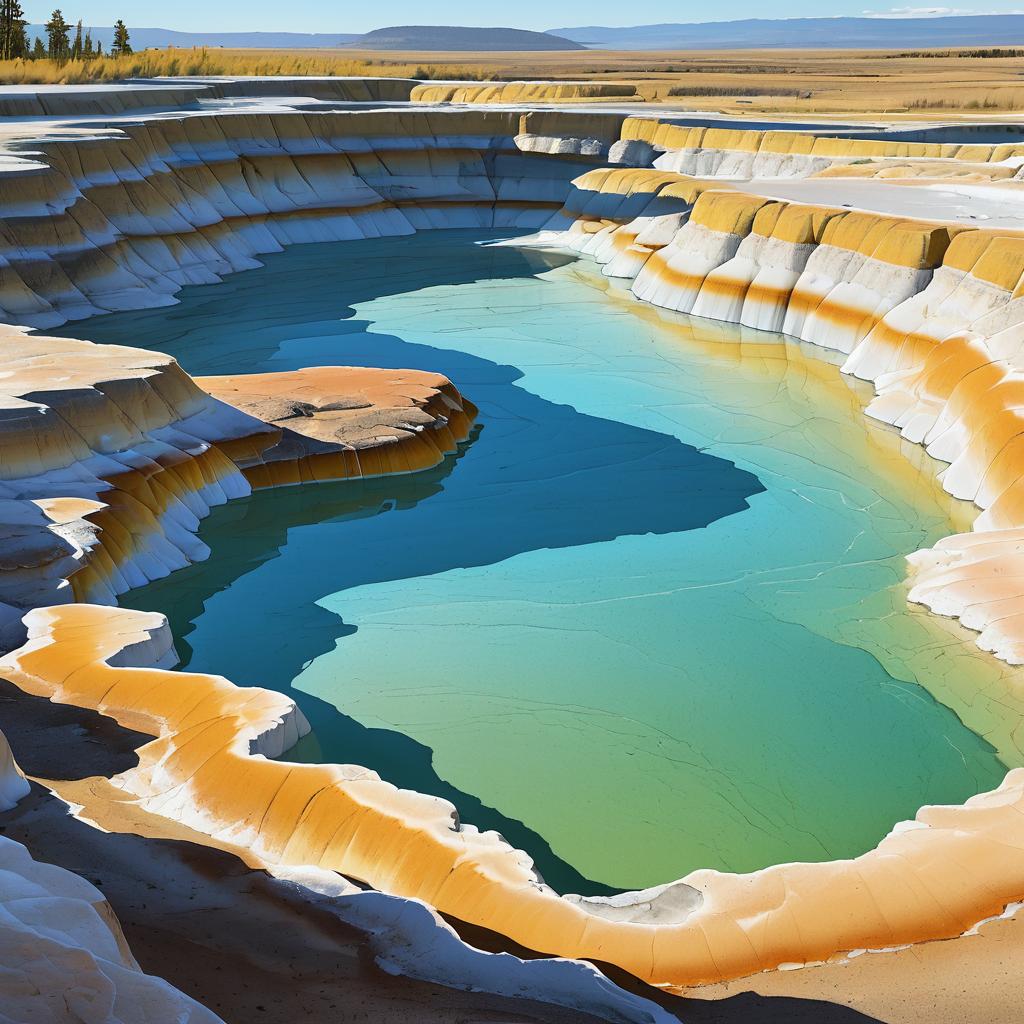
[19,23,583,53]
[547,14,1024,50]
[342,26,585,51]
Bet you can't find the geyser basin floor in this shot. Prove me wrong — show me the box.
[64,231,1014,892]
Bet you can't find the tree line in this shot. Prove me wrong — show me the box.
[0,4,131,61]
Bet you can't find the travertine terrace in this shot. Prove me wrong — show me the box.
[1,75,1024,1021]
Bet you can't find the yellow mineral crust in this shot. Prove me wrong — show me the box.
[621,115,1024,168]
[4,602,1024,992]
[411,82,638,104]
[813,159,1021,183]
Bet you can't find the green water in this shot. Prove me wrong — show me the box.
[73,231,1015,892]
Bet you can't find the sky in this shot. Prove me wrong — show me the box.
[19,1,1024,32]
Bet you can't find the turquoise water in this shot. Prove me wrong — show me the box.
[70,231,1011,892]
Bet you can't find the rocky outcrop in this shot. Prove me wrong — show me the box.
[0,332,476,648]
[0,331,263,629]
[411,82,637,104]
[0,726,225,1023]
[3,80,1024,1013]
[199,367,477,488]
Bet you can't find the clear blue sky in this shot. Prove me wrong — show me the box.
[20,2,1024,33]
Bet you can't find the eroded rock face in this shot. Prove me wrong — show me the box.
[0,331,263,622]
[3,84,1024,1015]
[0,106,624,330]
[0,333,476,645]
[0,727,224,1024]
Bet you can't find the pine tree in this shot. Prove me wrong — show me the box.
[45,9,70,62]
[83,29,93,60]
[13,20,26,57]
[71,19,82,60]
[94,39,102,56]
[31,35,44,59]
[0,0,26,61]
[111,19,130,56]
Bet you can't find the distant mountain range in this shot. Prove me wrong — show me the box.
[26,16,1024,54]
[20,24,581,52]
[547,14,1024,50]
[342,26,583,51]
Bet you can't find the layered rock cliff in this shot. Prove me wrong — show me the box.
[0,106,620,329]
[1,84,1024,1014]
[533,167,1024,670]
[0,726,225,1023]
[0,332,475,648]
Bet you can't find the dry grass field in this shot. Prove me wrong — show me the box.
[279,46,1024,116]
[3,46,1024,118]
[0,49,481,84]
[377,47,1024,116]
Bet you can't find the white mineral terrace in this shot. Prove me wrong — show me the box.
[1,76,1024,1023]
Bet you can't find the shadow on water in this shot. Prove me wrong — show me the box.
[127,377,761,895]
[91,232,765,893]
[55,232,582,377]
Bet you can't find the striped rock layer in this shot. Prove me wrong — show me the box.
[2,102,1023,337]
[3,94,1024,1001]
[0,106,630,329]
[619,116,1024,180]
[0,333,475,647]
[536,168,1024,665]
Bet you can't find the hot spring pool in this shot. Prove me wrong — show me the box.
[62,230,1019,892]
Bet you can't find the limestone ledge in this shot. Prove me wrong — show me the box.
[532,168,1024,667]
[0,334,475,648]
[0,77,416,119]
[620,116,1024,180]
[2,93,1024,1005]
[0,726,224,1023]
[0,106,622,329]
[199,367,478,489]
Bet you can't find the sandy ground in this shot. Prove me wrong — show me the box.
[693,915,1024,1023]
